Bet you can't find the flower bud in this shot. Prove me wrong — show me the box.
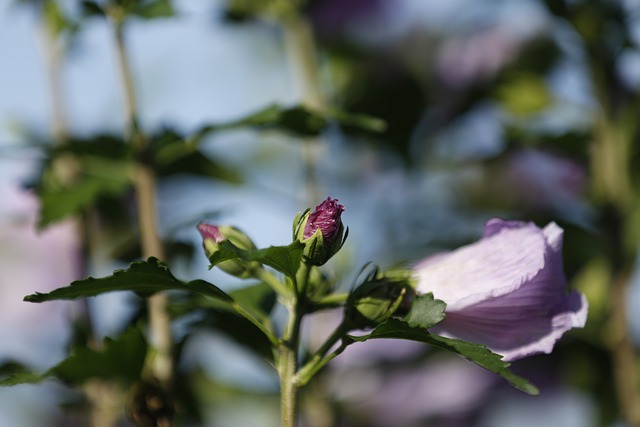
[346,268,413,328]
[294,197,347,266]
[197,223,261,278]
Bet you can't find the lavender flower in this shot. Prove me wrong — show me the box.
[296,197,347,265]
[414,218,588,361]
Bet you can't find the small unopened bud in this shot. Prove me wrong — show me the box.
[294,197,347,266]
[346,268,414,328]
[197,223,261,278]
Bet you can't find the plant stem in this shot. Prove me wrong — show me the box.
[295,322,349,387]
[39,9,122,427]
[113,18,173,390]
[281,11,325,204]
[278,261,312,427]
[279,300,302,427]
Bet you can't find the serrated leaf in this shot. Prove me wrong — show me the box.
[348,319,539,395]
[250,242,305,280]
[24,257,233,303]
[208,240,305,280]
[404,293,446,329]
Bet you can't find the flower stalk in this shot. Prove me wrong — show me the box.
[112,15,173,394]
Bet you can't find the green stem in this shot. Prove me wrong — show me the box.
[279,299,303,427]
[295,322,350,387]
[278,261,314,427]
[257,269,294,300]
[313,293,349,311]
[112,15,173,393]
[281,11,325,204]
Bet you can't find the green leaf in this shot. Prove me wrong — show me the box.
[82,1,106,17]
[52,327,147,384]
[24,257,233,303]
[250,242,305,280]
[404,293,446,329]
[0,362,45,386]
[229,282,277,322]
[35,135,132,228]
[151,129,242,183]
[133,0,174,19]
[208,240,305,281]
[0,327,147,387]
[348,319,539,395]
[194,104,386,140]
[37,160,132,228]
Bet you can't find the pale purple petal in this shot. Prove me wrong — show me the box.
[414,218,588,361]
[414,219,548,311]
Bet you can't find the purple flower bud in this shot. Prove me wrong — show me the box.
[294,197,347,266]
[304,197,345,241]
[414,218,588,362]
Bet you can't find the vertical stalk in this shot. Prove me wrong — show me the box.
[281,12,325,204]
[279,328,299,427]
[591,112,640,427]
[112,18,173,390]
[39,7,122,427]
[610,267,640,426]
[278,263,310,427]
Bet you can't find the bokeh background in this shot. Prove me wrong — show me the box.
[1,0,640,426]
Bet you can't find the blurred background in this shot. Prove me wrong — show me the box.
[1,0,639,426]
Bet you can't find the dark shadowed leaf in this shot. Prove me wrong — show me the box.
[151,128,241,183]
[38,161,132,228]
[170,283,277,360]
[24,257,232,303]
[0,327,147,387]
[52,327,147,384]
[0,362,45,386]
[133,0,174,19]
[194,104,386,140]
[348,318,539,395]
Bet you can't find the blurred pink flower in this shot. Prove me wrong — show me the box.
[0,179,80,367]
[414,218,587,361]
[436,28,520,88]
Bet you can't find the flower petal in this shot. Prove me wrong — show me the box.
[415,219,549,310]
[414,218,588,361]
